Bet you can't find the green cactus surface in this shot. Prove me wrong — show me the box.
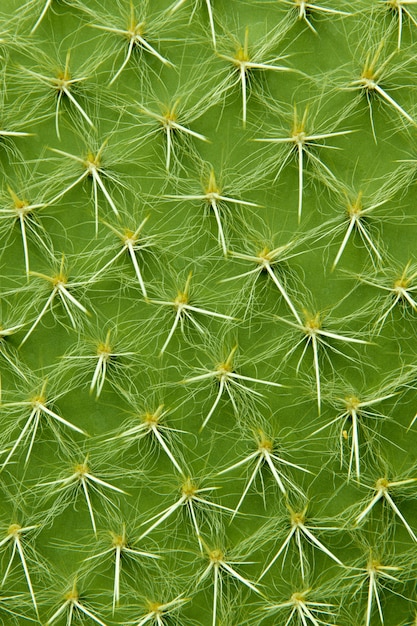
[1,1,417,624]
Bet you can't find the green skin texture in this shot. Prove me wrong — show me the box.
[0,0,417,624]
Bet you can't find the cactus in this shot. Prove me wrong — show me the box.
[1,0,417,624]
